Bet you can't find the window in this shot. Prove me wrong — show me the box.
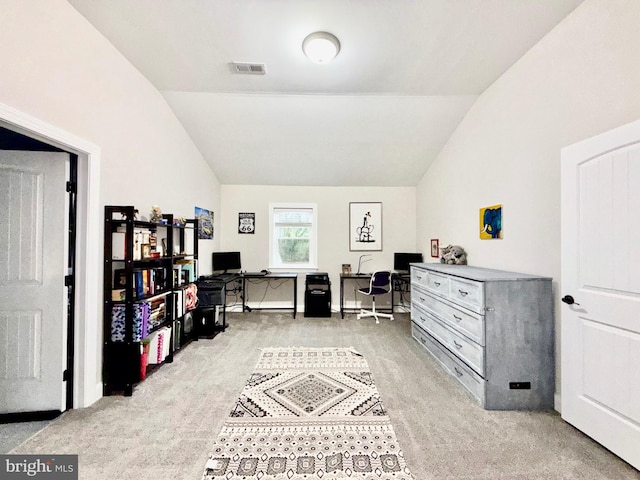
[269,203,317,270]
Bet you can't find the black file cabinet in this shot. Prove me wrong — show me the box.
[304,273,331,317]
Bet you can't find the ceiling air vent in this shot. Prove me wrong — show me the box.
[231,62,266,75]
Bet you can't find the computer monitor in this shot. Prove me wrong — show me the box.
[212,251,241,273]
[394,252,423,272]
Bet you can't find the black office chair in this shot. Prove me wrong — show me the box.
[356,271,394,324]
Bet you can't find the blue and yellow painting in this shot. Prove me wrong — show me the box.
[479,204,502,239]
[195,206,214,240]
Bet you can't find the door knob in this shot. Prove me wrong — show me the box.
[561,295,580,305]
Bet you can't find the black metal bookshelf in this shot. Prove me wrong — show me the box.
[103,205,198,396]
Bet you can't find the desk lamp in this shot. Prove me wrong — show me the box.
[356,254,372,275]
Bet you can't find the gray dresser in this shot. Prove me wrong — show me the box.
[410,263,554,410]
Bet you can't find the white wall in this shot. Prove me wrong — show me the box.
[221,185,416,311]
[0,0,221,221]
[416,0,640,402]
[0,0,221,406]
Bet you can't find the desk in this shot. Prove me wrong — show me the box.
[242,272,298,318]
[391,272,411,313]
[339,272,412,319]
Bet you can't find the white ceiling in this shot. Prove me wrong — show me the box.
[67,0,584,186]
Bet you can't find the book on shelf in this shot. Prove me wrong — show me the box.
[152,268,166,291]
[146,326,171,365]
[175,259,196,283]
[114,268,168,299]
[135,271,144,298]
[114,269,139,298]
[148,268,155,293]
[174,289,184,319]
[110,297,169,343]
[148,297,167,329]
[110,302,149,342]
[173,320,182,350]
[173,265,183,287]
[184,283,198,311]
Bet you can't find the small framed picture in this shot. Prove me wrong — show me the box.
[342,264,352,275]
[141,243,151,258]
[430,239,439,258]
[238,212,255,234]
[479,204,503,239]
[195,206,214,240]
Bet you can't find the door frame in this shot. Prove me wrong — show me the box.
[0,102,102,409]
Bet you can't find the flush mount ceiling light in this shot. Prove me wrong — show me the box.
[302,31,340,64]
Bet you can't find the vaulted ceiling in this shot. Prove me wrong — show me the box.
[67,0,584,186]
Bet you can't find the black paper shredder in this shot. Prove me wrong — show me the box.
[304,272,331,317]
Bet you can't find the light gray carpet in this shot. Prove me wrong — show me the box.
[9,313,640,479]
[0,420,52,453]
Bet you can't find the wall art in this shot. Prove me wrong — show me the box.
[479,204,502,239]
[349,202,382,251]
[195,206,214,240]
[430,239,439,258]
[238,212,255,234]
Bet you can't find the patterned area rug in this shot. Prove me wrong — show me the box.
[202,347,414,479]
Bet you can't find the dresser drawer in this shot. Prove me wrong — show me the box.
[419,312,484,376]
[411,283,430,309]
[425,271,450,297]
[419,290,484,345]
[412,323,485,405]
[410,267,428,288]
[448,276,484,313]
[411,301,432,332]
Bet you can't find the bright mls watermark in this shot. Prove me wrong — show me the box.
[1,455,77,479]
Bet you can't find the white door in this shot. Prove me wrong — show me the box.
[0,151,69,413]
[561,120,640,470]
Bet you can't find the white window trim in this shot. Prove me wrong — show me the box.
[269,203,318,271]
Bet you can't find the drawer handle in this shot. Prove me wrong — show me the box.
[454,367,463,377]
[419,296,426,302]
[453,340,463,349]
[452,314,462,322]
[458,289,469,296]
[434,281,441,287]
